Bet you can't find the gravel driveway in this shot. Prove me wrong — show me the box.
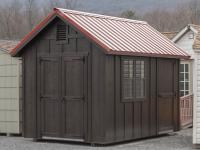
[0,129,193,150]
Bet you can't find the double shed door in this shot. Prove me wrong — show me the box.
[38,55,87,140]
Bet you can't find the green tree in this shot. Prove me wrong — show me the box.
[120,10,139,20]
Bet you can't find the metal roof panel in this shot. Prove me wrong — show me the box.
[11,8,190,59]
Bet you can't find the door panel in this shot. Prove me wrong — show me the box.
[62,56,86,139]
[38,55,87,140]
[157,59,174,134]
[64,59,84,99]
[65,101,84,138]
[41,98,60,136]
[39,57,61,137]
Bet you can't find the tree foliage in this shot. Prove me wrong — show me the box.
[120,10,139,20]
[120,0,200,32]
[142,0,200,31]
[0,0,77,40]
[0,0,200,39]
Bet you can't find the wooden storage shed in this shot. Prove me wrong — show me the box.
[0,40,22,135]
[11,8,189,144]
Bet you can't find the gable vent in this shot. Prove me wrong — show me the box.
[56,25,67,41]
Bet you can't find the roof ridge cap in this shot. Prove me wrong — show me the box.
[54,7,147,25]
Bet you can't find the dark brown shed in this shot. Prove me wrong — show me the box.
[11,8,189,144]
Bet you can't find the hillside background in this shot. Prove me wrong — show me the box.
[0,0,199,39]
[74,0,189,14]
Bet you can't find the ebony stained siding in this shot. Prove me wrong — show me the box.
[21,17,180,144]
[104,56,179,143]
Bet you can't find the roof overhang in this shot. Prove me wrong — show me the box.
[107,50,189,59]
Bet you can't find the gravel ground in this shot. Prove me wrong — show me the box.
[0,129,193,150]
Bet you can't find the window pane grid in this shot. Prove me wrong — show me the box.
[122,58,146,101]
[123,59,134,99]
[179,63,190,97]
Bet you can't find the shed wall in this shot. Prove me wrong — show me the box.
[23,45,37,137]
[22,18,104,141]
[0,50,22,134]
[103,56,179,143]
[21,17,180,144]
[91,45,106,142]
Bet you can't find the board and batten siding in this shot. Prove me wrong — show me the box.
[0,50,22,134]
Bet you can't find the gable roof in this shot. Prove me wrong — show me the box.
[172,24,200,50]
[11,8,189,59]
[0,40,19,53]
[190,24,200,49]
[162,32,178,40]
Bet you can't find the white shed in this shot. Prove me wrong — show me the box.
[0,40,21,135]
[164,24,200,148]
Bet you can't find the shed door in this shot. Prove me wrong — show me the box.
[62,56,86,139]
[157,59,175,134]
[39,56,87,140]
[39,57,62,137]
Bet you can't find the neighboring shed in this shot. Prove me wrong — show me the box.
[162,32,178,40]
[11,8,189,144]
[165,24,200,147]
[0,40,22,135]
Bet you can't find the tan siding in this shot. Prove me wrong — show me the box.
[0,51,21,134]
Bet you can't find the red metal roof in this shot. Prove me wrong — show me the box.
[11,8,190,59]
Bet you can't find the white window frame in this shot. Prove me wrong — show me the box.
[180,63,190,96]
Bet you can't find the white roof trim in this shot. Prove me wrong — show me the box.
[190,26,198,33]
[172,25,198,43]
[172,26,189,42]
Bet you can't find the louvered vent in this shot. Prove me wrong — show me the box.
[56,25,67,41]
